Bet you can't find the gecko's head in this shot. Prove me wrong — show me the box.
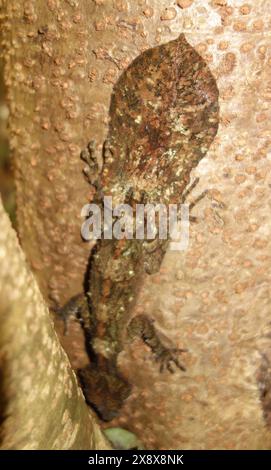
[78,365,132,422]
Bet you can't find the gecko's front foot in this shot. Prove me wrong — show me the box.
[128,314,187,374]
[155,347,187,373]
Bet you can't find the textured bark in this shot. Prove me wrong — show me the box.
[1,0,271,450]
[0,197,109,449]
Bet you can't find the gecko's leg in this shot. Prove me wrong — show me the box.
[181,177,208,223]
[127,315,187,373]
[56,293,93,337]
[188,190,208,212]
[142,181,208,273]
[183,179,226,227]
[80,140,100,186]
[180,177,200,204]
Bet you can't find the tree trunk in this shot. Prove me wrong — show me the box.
[1,0,271,450]
[0,197,109,449]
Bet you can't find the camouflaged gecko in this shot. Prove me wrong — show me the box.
[60,34,219,421]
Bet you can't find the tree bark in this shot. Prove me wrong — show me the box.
[0,197,110,449]
[1,0,271,450]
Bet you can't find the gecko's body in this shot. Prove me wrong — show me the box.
[60,34,219,421]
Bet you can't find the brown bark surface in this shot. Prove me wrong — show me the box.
[1,0,271,450]
[0,197,109,449]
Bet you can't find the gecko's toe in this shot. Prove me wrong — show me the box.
[80,148,90,163]
[157,348,187,374]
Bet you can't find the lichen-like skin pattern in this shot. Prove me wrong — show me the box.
[70,34,219,420]
[68,33,219,421]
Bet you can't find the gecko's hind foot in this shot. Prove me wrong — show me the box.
[56,293,89,336]
[155,347,188,374]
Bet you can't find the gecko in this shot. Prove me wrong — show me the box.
[59,33,219,421]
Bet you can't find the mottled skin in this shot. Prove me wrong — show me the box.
[60,34,219,421]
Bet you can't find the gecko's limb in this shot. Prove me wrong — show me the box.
[56,292,93,337]
[180,177,200,204]
[181,177,208,223]
[188,190,208,212]
[142,178,208,274]
[127,314,187,373]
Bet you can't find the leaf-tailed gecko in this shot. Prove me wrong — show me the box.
[59,34,219,421]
